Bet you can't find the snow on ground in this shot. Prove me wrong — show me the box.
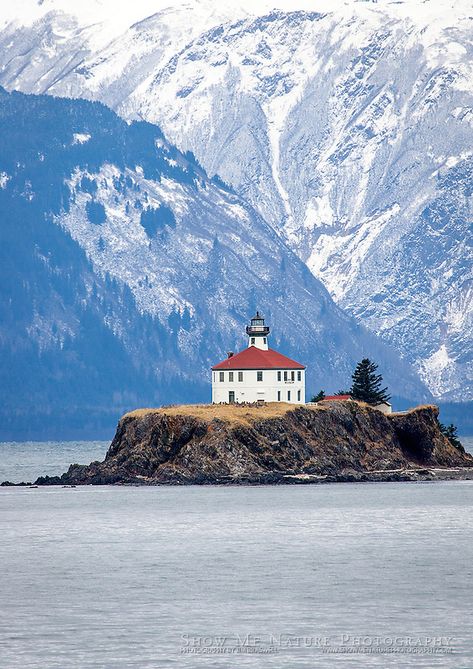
[2,0,472,401]
[419,344,455,398]
[72,133,91,145]
[0,172,10,188]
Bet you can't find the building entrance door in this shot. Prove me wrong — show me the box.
[228,391,235,404]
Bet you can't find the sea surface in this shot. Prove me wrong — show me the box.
[0,440,109,483]
[0,440,473,668]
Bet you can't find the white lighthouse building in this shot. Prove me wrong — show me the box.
[211,312,306,404]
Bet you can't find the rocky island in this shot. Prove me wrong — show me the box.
[34,401,473,486]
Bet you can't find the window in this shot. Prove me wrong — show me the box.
[257,371,263,382]
[229,372,234,382]
[297,371,301,381]
[287,390,291,401]
[291,371,295,381]
[297,390,301,401]
[263,337,267,344]
[277,390,281,401]
[219,372,224,382]
[251,337,255,345]
[284,371,288,381]
[238,371,243,382]
[277,371,281,382]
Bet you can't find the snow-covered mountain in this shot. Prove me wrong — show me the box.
[0,0,471,401]
[1,87,425,438]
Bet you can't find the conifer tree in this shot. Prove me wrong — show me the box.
[439,422,463,451]
[350,358,390,405]
[311,390,325,402]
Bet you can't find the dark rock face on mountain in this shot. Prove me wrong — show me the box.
[35,403,473,486]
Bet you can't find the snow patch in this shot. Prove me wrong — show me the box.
[418,344,455,397]
[308,204,401,301]
[444,152,473,169]
[0,172,10,188]
[303,194,334,230]
[72,132,91,145]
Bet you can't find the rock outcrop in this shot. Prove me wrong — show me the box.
[34,402,473,486]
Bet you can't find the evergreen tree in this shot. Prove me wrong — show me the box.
[439,422,464,451]
[350,358,390,405]
[311,390,325,402]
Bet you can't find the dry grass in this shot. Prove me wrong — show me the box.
[124,401,431,425]
[408,404,437,411]
[389,404,437,416]
[123,402,320,425]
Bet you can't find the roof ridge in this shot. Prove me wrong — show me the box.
[212,346,305,370]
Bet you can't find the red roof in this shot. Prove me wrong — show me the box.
[322,395,352,401]
[212,347,305,370]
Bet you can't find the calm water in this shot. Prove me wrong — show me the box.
[1,481,473,668]
[0,441,108,483]
[1,440,473,668]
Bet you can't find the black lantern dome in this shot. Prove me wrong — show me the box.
[246,311,270,337]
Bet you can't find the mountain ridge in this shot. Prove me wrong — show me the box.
[0,86,427,439]
[1,2,468,399]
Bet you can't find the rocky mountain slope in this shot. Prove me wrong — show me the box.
[33,402,473,485]
[0,87,426,439]
[1,1,470,401]
[119,4,473,403]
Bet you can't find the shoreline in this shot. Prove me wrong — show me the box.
[3,403,472,487]
[3,466,473,488]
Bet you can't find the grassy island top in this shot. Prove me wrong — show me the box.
[123,402,314,424]
[122,402,431,426]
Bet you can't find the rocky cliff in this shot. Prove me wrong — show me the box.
[35,402,473,485]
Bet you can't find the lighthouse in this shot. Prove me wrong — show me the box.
[211,313,306,404]
[245,311,270,350]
